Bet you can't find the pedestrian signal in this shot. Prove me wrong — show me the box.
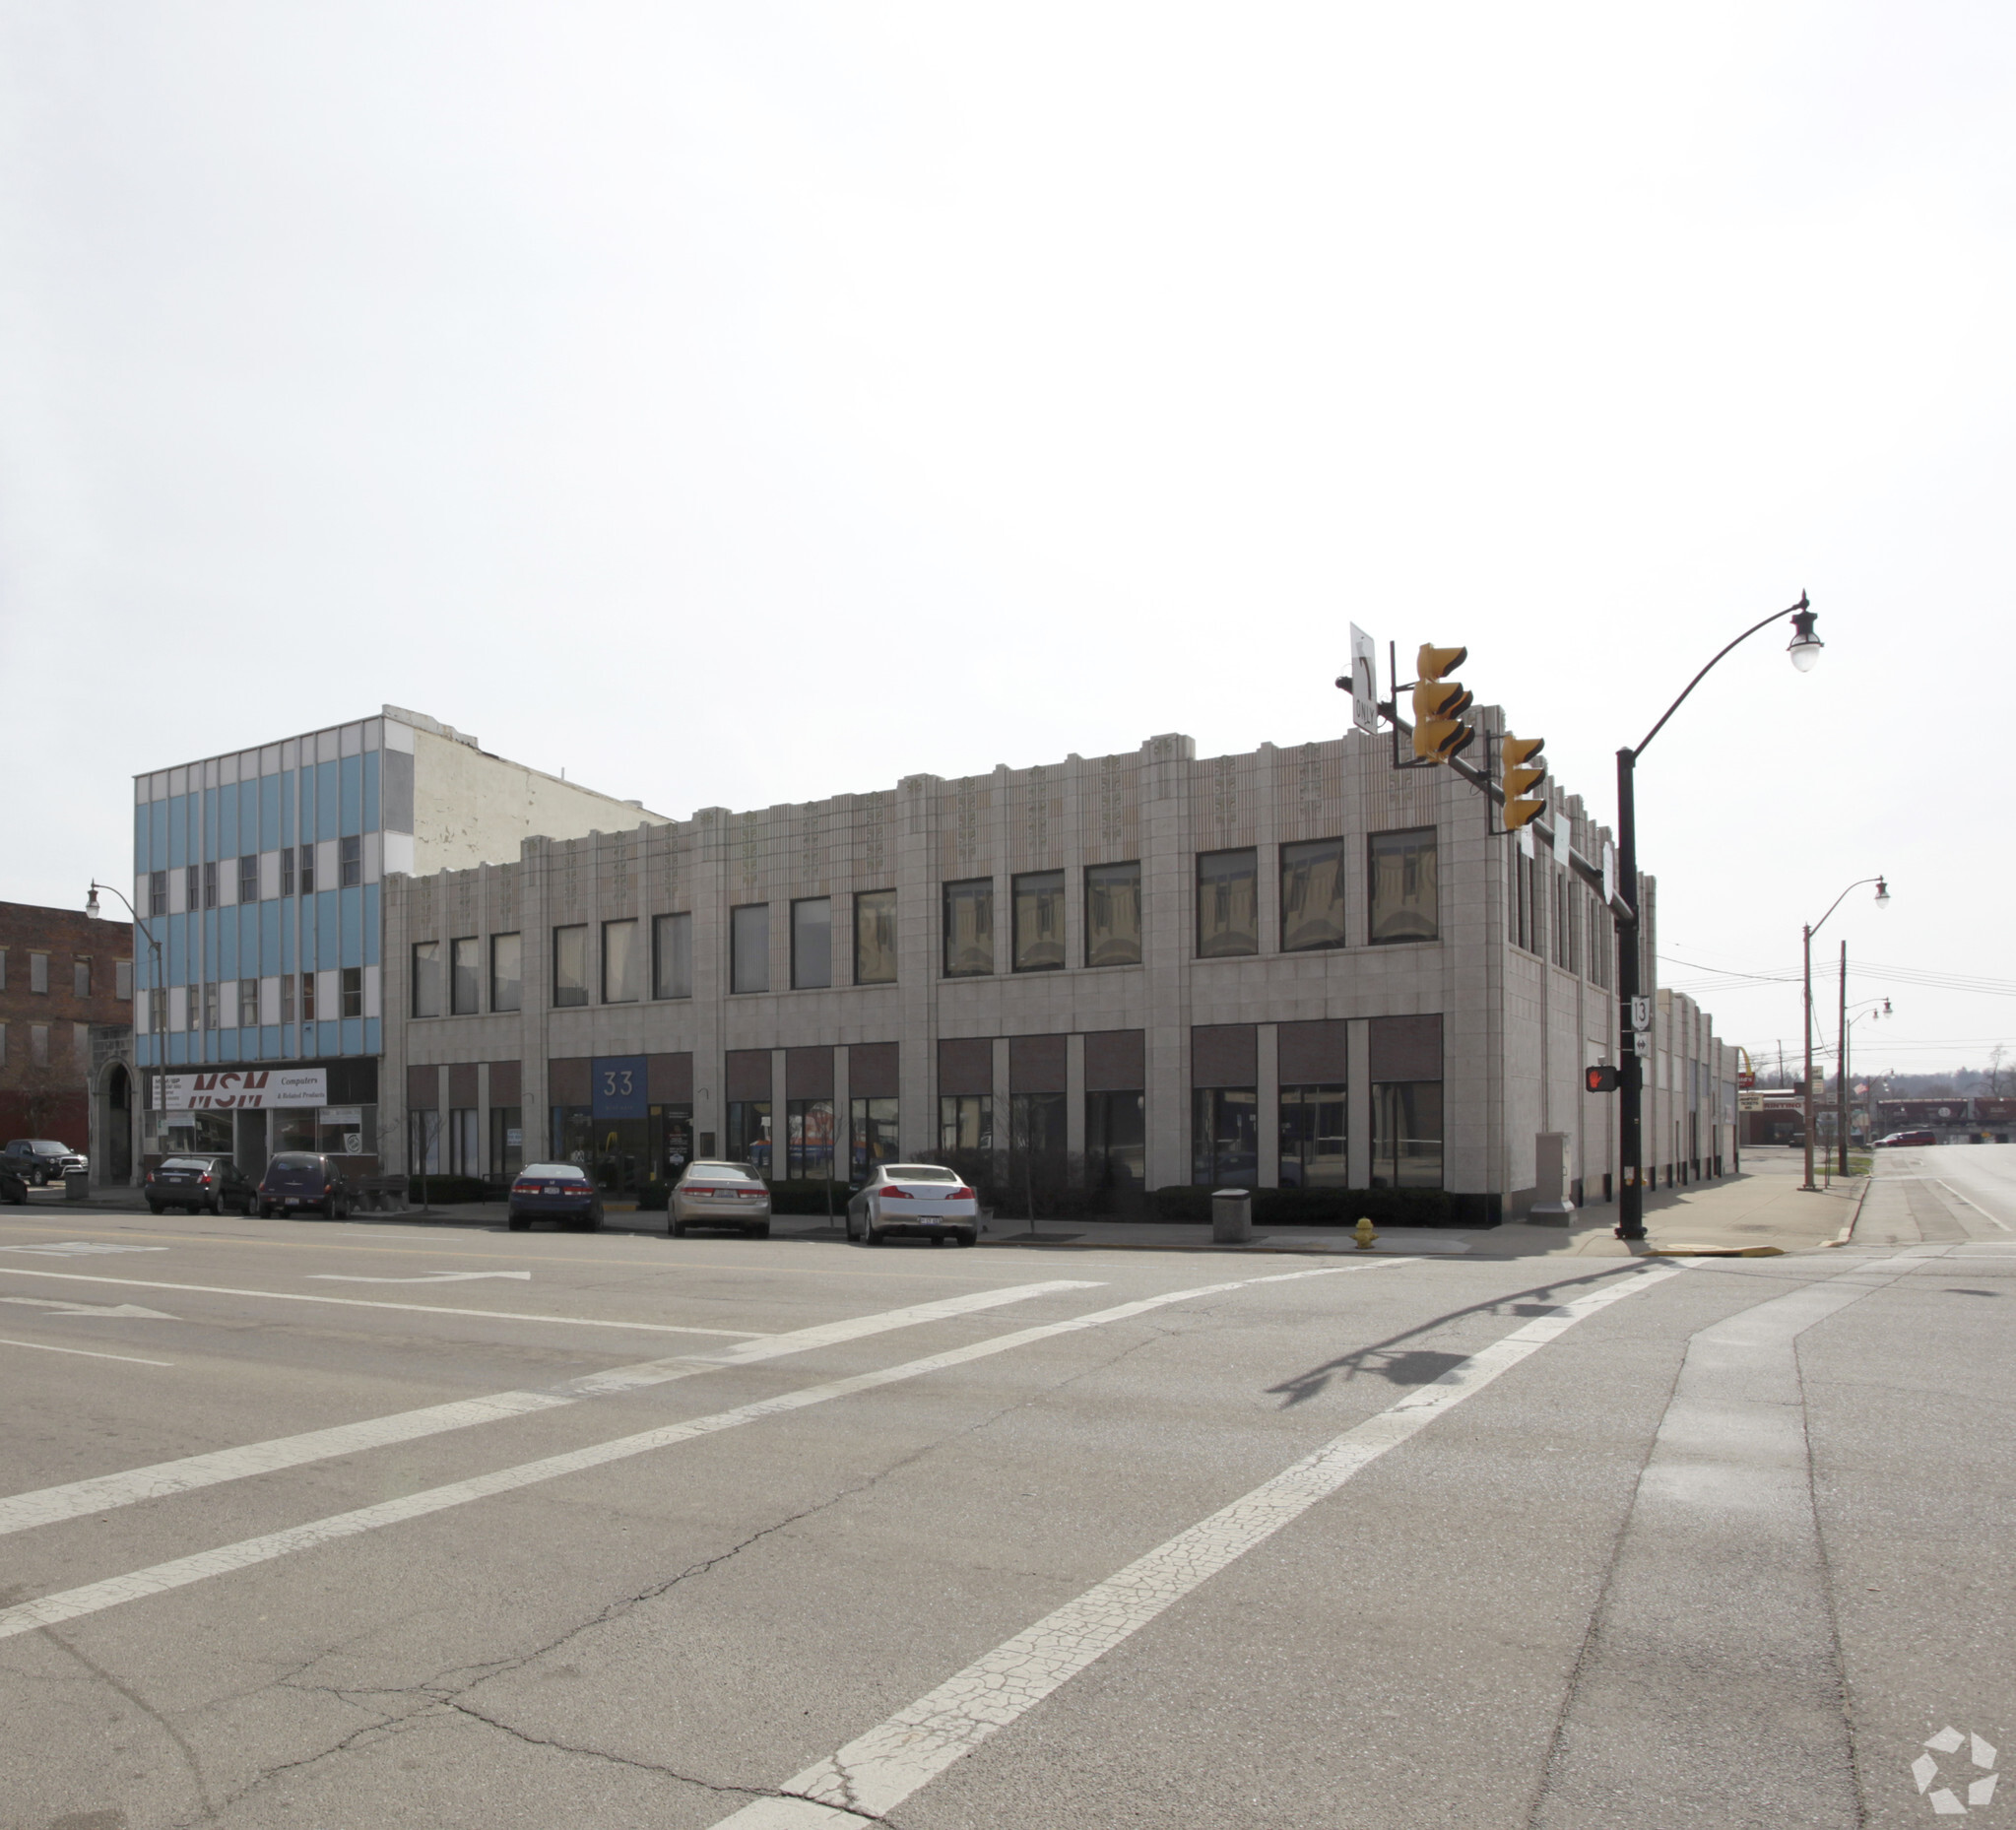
[1585,1064,1619,1093]
[1411,644,1473,762]
[1502,734,1547,829]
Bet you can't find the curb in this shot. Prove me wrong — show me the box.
[978,1237,1379,1257]
[1825,1175,1875,1247]
[1643,1244,1786,1258]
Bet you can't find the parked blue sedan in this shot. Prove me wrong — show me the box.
[507,1162,605,1231]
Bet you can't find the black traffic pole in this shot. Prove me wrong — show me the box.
[1612,594,1822,1241]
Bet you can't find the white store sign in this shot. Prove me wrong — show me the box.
[155,1069,330,1112]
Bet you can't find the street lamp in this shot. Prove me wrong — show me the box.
[1613,593,1822,1240]
[1803,876,1889,1192]
[1839,996,1890,1169]
[87,880,165,1175]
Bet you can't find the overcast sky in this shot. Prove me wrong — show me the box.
[2,2,2009,1079]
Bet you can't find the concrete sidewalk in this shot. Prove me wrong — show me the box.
[35,1148,1862,1259]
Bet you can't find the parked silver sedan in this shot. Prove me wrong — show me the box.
[670,1161,772,1237]
[846,1162,979,1246]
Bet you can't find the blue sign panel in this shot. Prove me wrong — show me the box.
[592,1055,648,1120]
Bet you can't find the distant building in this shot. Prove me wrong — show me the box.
[380,717,1736,1221]
[0,900,135,1172]
[123,707,668,1181]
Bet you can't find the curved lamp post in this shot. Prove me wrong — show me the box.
[1839,996,1891,1169]
[86,880,164,1174]
[1614,594,1825,1239]
[1803,876,1890,1191]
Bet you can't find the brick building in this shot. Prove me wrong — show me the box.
[0,900,135,1170]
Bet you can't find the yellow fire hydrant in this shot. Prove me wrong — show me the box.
[1353,1215,1379,1251]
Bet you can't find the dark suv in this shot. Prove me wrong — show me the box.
[3,1140,86,1187]
[254,1152,353,1218]
[147,1153,257,1215]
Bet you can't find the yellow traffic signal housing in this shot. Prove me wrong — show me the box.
[1411,644,1473,762]
[1502,734,1547,828]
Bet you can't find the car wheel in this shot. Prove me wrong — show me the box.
[147,1202,164,1215]
[931,1233,945,1246]
[508,1213,530,1231]
[863,1212,881,1245]
[31,1169,46,1188]
[957,1230,977,1247]
[744,1222,769,1238]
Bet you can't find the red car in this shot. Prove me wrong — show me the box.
[1874,1130,1937,1147]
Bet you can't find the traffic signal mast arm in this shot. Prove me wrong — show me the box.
[1377,696,1634,922]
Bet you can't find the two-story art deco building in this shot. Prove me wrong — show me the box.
[378,718,1736,1222]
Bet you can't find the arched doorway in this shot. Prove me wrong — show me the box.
[103,1065,134,1182]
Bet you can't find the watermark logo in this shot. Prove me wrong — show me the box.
[1915,1729,1997,1814]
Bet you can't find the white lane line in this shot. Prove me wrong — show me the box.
[1935,1180,2014,1233]
[0,1295,178,1319]
[703,1263,1683,1830]
[0,1269,767,1338]
[0,1280,1101,1537]
[0,1338,174,1368]
[308,1272,535,1283]
[0,1241,168,1257]
[0,1263,1398,1642]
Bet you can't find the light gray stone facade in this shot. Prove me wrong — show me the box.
[381,721,1734,1220]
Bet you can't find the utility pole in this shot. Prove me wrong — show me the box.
[1837,941,1850,1174]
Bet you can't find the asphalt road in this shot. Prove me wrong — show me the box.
[1,1153,2011,1829]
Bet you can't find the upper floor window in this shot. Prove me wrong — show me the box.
[653,913,691,999]
[412,941,443,1017]
[603,918,641,1003]
[854,889,897,985]
[1085,862,1141,967]
[792,898,832,990]
[943,879,994,977]
[553,925,589,1007]
[29,952,49,995]
[490,933,522,1012]
[238,854,259,904]
[297,844,315,896]
[339,835,361,888]
[731,904,770,994]
[149,871,167,916]
[73,957,92,999]
[1011,872,1065,972]
[341,965,362,1018]
[1281,837,1346,951]
[1197,849,1259,958]
[1369,828,1438,945]
[203,860,218,908]
[281,849,294,897]
[186,864,201,909]
[114,959,133,1001]
[451,937,481,1013]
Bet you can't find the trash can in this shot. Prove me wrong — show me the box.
[64,1171,90,1204]
[1211,1187,1253,1243]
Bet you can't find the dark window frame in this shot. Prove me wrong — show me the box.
[652,911,692,1000]
[490,932,523,1013]
[1279,836,1347,952]
[601,917,641,1004]
[411,940,443,1018]
[1196,848,1260,959]
[730,903,771,995]
[552,924,589,1008]
[450,937,481,1014]
[1368,827,1439,947]
[942,879,996,978]
[791,897,833,991]
[1010,870,1066,973]
[853,889,897,986]
[1084,861,1142,968]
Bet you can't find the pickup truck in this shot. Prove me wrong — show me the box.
[2,1139,88,1186]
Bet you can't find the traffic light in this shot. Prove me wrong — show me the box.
[1586,1064,1619,1093]
[1502,734,1547,829]
[1411,644,1473,762]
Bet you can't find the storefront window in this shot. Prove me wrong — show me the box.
[1279,1084,1347,1187]
[409,1109,443,1174]
[850,1096,897,1180]
[1085,1090,1145,1201]
[1372,1081,1444,1188]
[939,1093,992,1153]
[786,1097,834,1179]
[490,1106,524,1178]
[1192,1086,1259,1185]
[727,1099,773,1174]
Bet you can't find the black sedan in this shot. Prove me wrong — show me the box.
[147,1153,257,1215]
[0,1162,25,1206]
[507,1162,605,1231]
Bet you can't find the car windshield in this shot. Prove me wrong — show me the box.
[885,1164,959,1182]
[685,1164,758,1183]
